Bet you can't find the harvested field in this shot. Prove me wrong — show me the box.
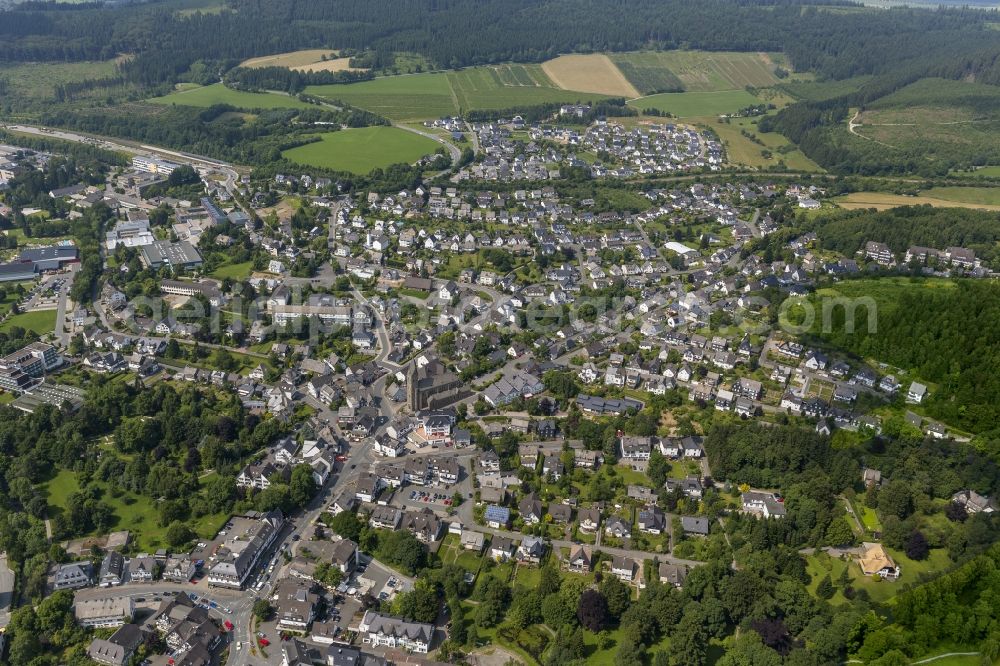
[291,57,363,73]
[541,54,640,98]
[834,191,1000,211]
[241,49,339,68]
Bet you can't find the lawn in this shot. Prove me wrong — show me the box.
[614,467,654,487]
[0,284,30,318]
[42,469,227,551]
[582,626,629,665]
[853,496,882,532]
[628,90,761,118]
[0,309,56,335]
[805,548,953,605]
[282,127,440,174]
[513,565,542,591]
[148,82,316,110]
[437,534,485,573]
[210,261,254,281]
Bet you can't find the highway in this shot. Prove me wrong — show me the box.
[2,124,248,215]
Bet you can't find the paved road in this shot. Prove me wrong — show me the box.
[4,124,247,214]
[393,123,460,176]
[54,264,79,348]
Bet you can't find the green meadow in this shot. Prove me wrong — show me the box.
[148,82,316,110]
[629,89,761,117]
[282,127,440,173]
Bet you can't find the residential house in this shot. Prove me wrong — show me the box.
[489,536,516,561]
[741,491,787,519]
[952,489,996,514]
[856,543,900,580]
[611,556,638,583]
[87,624,146,666]
[519,494,543,524]
[578,507,601,533]
[274,579,319,632]
[907,382,927,404]
[604,516,632,539]
[127,556,156,583]
[484,505,511,529]
[638,506,666,534]
[681,516,710,537]
[75,597,134,628]
[517,536,546,564]
[460,531,485,553]
[658,563,688,588]
[54,562,92,590]
[566,545,594,573]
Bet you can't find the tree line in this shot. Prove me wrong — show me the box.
[223,66,374,94]
[4,0,1000,92]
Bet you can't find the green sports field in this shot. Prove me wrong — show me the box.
[148,82,316,110]
[629,90,761,117]
[0,310,57,335]
[282,127,440,174]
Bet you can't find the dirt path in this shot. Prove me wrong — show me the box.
[911,653,980,665]
[467,646,528,666]
[848,110,895,148]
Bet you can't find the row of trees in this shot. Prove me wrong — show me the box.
[223,66,373,93]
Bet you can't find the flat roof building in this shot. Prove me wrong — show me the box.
[139,240,203,270]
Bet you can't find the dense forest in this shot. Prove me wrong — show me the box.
[809,279,1000,435]
[7,1,1000,176]
[762,82,1000,176]
[805,205,1000,267]
[3,0,1000,89]
[223,66,374,94]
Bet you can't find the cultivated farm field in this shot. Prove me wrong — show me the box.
[281,126,440,173]
[540,54,640,97]
[613,51,784,93]
[148,82,316,109]
[240,49,365,73]
[833,191,1000,211]
[307,66,611,120]
[446,65,609,113]
[629,89,760,117]
[306,73,457,121]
